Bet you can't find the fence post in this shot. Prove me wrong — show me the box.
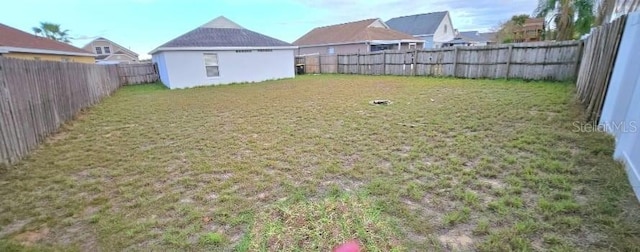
[505,45,514,80]
[573,40,584,81]
[412,48,418,76]
[356,53,360,74]
[452,47,459,77]
[0,59,10,165]
[303,56,308,74]
[382,51,386,75]
[318,55,322,74]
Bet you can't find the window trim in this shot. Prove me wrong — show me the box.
[203,53,220,78]
[103,46,111,54]
[95,47,102,54]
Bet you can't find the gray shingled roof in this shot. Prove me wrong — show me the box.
[458,31,489,42]
[157,28,292,48]
[153,17,292,52]
[386,11,448,36]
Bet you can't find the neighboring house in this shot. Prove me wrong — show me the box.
[443,31,490,47]
[82,37,139,64]
[479,32,498,44]
[386,11,456,49]
[293,18,423,55]
[512,18,545,43]
[0,23,95,63]
[150,16,296,89]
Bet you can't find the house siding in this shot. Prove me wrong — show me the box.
[152,52,171,87]
[83,40,138,63]
[3,52,95,63]
[152,49,295,89]
[432,12,455,48]
[297,43,369,55]
[599,11,640,202]
[297,42,422,56]
[416,35,434,49]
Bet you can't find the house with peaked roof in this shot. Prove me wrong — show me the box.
[386,11,456,49]
[443,31,491,47]
[150,16,296,89]
[0,23,95,63]
[479,32,497,44]
[293,18,423,55]
[82,37,139,64]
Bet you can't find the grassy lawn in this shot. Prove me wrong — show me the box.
[0,75,639,251]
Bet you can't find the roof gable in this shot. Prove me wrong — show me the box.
[293,18,416,46]
[200,16,244,29]
[151,16,292,53]
[386,11,448,35]
[82,37,139,57]
[0,23,93,55]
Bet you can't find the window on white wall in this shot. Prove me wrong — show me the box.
[95,47,102,54]
[328,47,335,54]
[203,53,219,77]
[444,24,448,33]
[104,46,111,54]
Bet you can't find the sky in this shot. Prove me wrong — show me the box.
[2,0,538,59]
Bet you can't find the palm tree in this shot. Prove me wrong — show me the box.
[32,22,71,43]
[535,0,595,40]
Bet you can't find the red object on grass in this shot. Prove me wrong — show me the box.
[333,240,361,252]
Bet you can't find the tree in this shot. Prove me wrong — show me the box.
[32,22,71,43]
[495,14,531,43]
[535,0,595,40]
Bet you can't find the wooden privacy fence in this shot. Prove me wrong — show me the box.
[297,41,581,81]
[0,58,121,165]
[576,15,627,123]
[296,55,339,74]
[117,63,159,85]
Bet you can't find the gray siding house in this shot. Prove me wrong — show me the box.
[387,11,456,49]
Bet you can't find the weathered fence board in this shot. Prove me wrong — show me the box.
[576,15,627,123]
[0,58,121,165]
[300,41,580,81]
[118,63,159,85]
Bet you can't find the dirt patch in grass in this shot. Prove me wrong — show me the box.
[13,228,49,246]
[0,75,638,250]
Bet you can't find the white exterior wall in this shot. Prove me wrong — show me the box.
[432,12,455,48]
[152,52,170,85]
[600,11,640,201]
[152,49,295,89]
[416,35,434,49]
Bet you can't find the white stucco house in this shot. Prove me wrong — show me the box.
[386,11,456,49]
[600,11,640,201]
[150,16,297,89]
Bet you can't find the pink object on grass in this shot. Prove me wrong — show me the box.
[333,240,361,252]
